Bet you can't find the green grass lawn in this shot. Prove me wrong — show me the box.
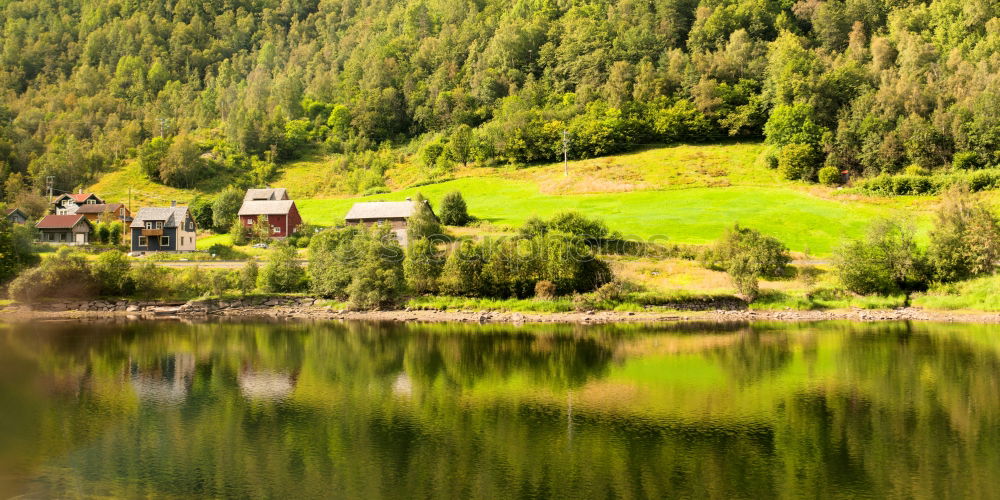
[298,178,919,254]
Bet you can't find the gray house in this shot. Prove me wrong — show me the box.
[130,204,197,253]
[5,208,28,224]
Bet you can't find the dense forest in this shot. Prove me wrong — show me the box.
[1,0,999,198]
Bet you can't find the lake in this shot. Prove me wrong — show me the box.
[0,320,998,498]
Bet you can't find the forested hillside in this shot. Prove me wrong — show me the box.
[1,0,999,200]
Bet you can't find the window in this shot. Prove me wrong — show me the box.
[161,236,170,247]
[247,218,253,225]
[145,221,152,229]
[138,236,147,247]
[155,221,163,229]
[273,226,281,234]
[59,233,66,242]
[47,233,54,241]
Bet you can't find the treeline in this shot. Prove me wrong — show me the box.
[2,0,999,198]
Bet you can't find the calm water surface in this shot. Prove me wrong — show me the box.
[0,320,998,499]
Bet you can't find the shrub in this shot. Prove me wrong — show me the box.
[92,250,133,296]
[9,247,97,302]
[928,187,1000,282]
[96,223,110,245]
[834,218,929,297]
[701,224,791,279]
[230,218,249,246]
[818,165,842,186]
[129,262,173,299]
[952,151,984,170]
[438,191,470,226]
[534,280,556,299]
[517,217,549,238]
[777,143,819,181]
[403,238,443,294]
[108,221,123,246]
[295,236,310,248]
[903,164,930,176]
[239,260,258,295]
[259,243,306,293]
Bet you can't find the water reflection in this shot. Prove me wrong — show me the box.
[0,320,998,498]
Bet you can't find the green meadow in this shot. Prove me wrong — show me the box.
[298,178,919,255]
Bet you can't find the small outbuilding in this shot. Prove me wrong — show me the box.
[36,214,92,245]
[5,208,28,225]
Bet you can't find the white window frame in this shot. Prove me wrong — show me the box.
[138,236,148,247]
[246,218,253,225]
[272,226,280,234]
[145,221,153,229]
[161,236,170,247]
[155,221,163,229]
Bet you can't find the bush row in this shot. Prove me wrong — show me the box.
[856,169,1000,196]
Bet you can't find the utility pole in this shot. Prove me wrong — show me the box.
[46,176,54,201]
[562,130,570,177]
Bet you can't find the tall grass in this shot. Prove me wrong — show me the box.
[913,276,1000,311]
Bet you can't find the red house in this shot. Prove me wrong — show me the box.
[237,200,302,238]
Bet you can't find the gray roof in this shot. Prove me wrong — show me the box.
[130,206,190,228]
[244,188,289,201]
[238,200,296,216]
[344,201,422,220]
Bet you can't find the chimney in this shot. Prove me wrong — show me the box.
[171,200,177,207]
[78,188,82,194]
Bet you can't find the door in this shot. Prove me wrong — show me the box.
[75,232,86,245]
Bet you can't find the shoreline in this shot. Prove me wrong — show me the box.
[5,298,1000,324]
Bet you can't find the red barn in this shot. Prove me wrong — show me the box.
[237,200,302,238]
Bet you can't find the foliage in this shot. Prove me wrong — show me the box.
[345,225,406,310]
[92,251,134,296]
[9,248,96,302]
[438,191,470,226]
[701,224,791,279]
[777,144,819,181]
[189,196,214,230]
[818,165,841,186]
[0,220,37,282]
[258,243,305,293]
[927,188,1000,283]
[2,0,998,195]
[834,219,929,297]
[534,280,556,300]
[404,238,443,294]
[230,218,249,246]
[238,261,258,296]
[406,194,443,241]
[212,187,244,232]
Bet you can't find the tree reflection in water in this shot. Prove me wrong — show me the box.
[0,320,998,498]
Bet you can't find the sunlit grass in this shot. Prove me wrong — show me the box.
[913,276,1000,311]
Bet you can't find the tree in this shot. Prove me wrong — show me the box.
[230,218,249,246]
[189,196,214,230]
[346,225,405,310]
[404,238,443,293]
[927,188,1000,282]
[777,143,820,181]
[447,125,474,166]
[239,260,258,296]
[438,191,470,226]
[834,219,929,298]
[158,135,205,188]
[701,224,791,301]
[406,194,443,240]
[212,186,244,232]
[138,137,170,179]
[108,221,123,246]
[258,243,305,293]
[92,250,133,296]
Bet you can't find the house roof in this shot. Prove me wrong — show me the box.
[238,200,296,216]
[53,193,100,203]
[36,214,88,229]
[130,206,190,228]
[244,188,289,201]
[344,201,423,220]
[73,203,125,214]
[5,208,26,218]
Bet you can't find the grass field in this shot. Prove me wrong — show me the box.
[88,141,932,256]
[298,178,918,254]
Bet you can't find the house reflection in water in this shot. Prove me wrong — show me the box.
[129,353,196,405]
[238,369,297,401]
[392,372,413,398]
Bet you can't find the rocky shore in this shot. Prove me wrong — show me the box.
[6,297,1000,324]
